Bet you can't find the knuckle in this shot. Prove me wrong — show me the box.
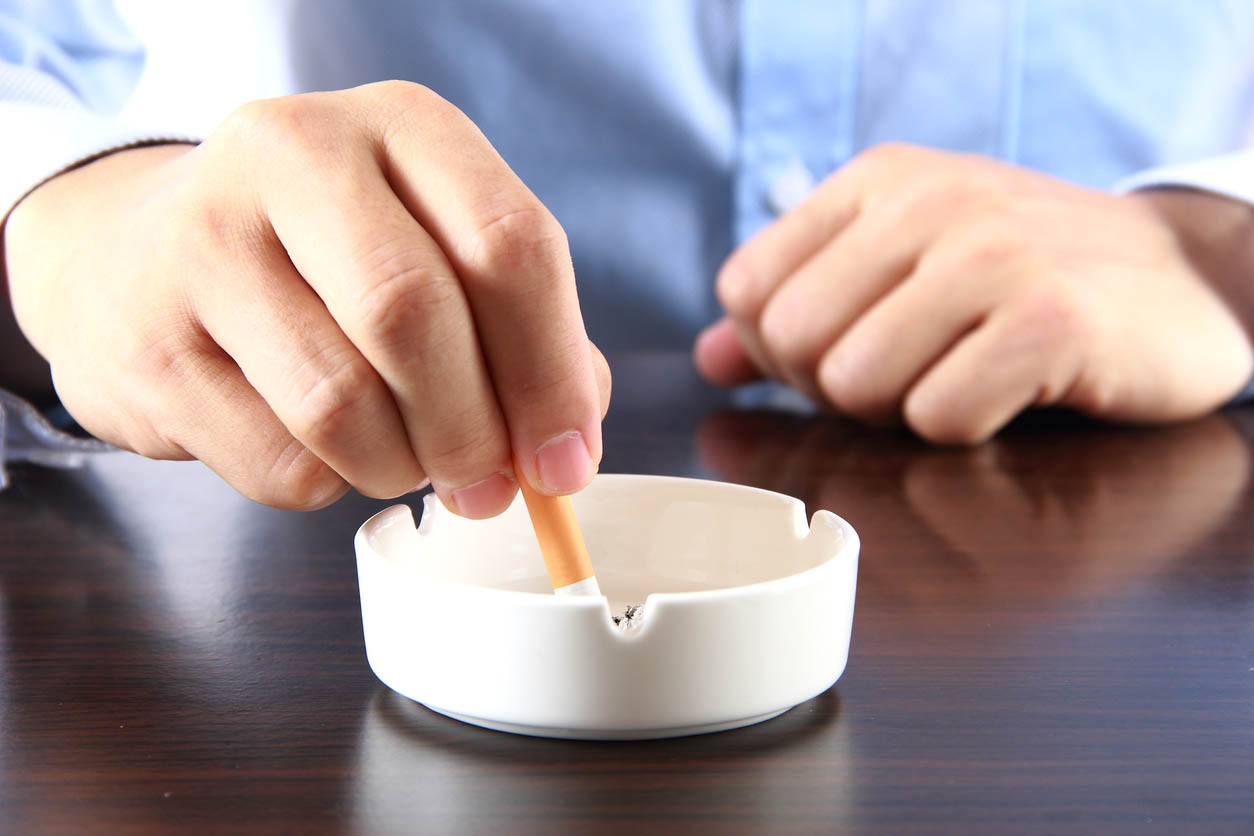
[128,434,184,462]
[715,251,763,318]
[419,405,509,474]
[757,300,807,370]
[364,79,444,114]
[220,94,336,163]
[362,78,430,101]
[1012,282,1090,353]
[942,217,1029,274]
[1065,373,1119,417]
[222,97,296,143]
[259,439,349,511]
[1009,284,1099,406]
[219,98,271,138]
[515,344,588,401]
[817,350,876,418]
[125,327,185,389]
[856,141,919,171]
[124,318,207,395]
[903,397,988,446]
[371,81,474,149]
[111,334,209,458]
[460,204,569,283]
[911,170,978,213]
[353,251,462,352]
[108,400,187,461]
[178,198,268,263]
[287,354,378,449]
[425,423,505,472]
[1081,364,1132,417]
[590,342,613,416]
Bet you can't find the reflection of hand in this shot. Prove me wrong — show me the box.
[5,82,609,514]
[697,409,1249,598]
[694,144,1254,443]
[903,415,1249,590]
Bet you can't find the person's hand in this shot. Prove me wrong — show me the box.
[3,81,610,514]
[694,143,1254,443]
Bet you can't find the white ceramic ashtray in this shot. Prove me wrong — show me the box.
[354,474,859,739]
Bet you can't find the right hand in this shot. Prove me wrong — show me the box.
[3,81,611,515]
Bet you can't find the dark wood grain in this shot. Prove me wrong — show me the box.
[2,351,1251,834]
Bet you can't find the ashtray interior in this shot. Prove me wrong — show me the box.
[355,474,859,739]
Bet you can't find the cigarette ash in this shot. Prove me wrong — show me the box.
[612,604,645,632]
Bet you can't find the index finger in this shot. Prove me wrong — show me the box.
[371,83,603,495]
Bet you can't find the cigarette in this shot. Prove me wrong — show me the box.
[515,465,601,597]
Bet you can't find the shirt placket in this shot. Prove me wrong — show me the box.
[852,0,1024,161]
[735,0,863,245]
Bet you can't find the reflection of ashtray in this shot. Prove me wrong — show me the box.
[355,475,859,739]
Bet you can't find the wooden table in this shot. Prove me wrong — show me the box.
[2,351,1251,834]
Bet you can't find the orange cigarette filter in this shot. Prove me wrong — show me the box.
[515,465,601,596]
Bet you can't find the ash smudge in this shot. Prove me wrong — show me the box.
[612,604,644,631]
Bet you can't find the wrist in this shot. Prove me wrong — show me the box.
[1,143,195,403]
[1132,187,1254,345]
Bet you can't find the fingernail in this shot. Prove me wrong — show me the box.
[535,431,594,494]
[450,472,516,518]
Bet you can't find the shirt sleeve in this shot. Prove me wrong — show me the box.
[1113,148,1254,206]
[0,388,113,491]
[0,2,182,487]
[0,0,196,221]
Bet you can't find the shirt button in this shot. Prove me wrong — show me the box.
[766,155,817,215]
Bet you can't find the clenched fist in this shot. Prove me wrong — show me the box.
[696,144,1254,442]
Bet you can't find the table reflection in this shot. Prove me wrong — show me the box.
[697,410,1251,604]
[351,686,850,833]
[4,352,1251,832]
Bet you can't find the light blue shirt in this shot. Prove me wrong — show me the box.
[2,0,1253,355]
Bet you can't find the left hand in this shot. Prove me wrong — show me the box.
[694,143,1254,443]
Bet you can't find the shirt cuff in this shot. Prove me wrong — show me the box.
[0,101,198,223]
[1113,148,1254,205]
[0,388,113,491]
